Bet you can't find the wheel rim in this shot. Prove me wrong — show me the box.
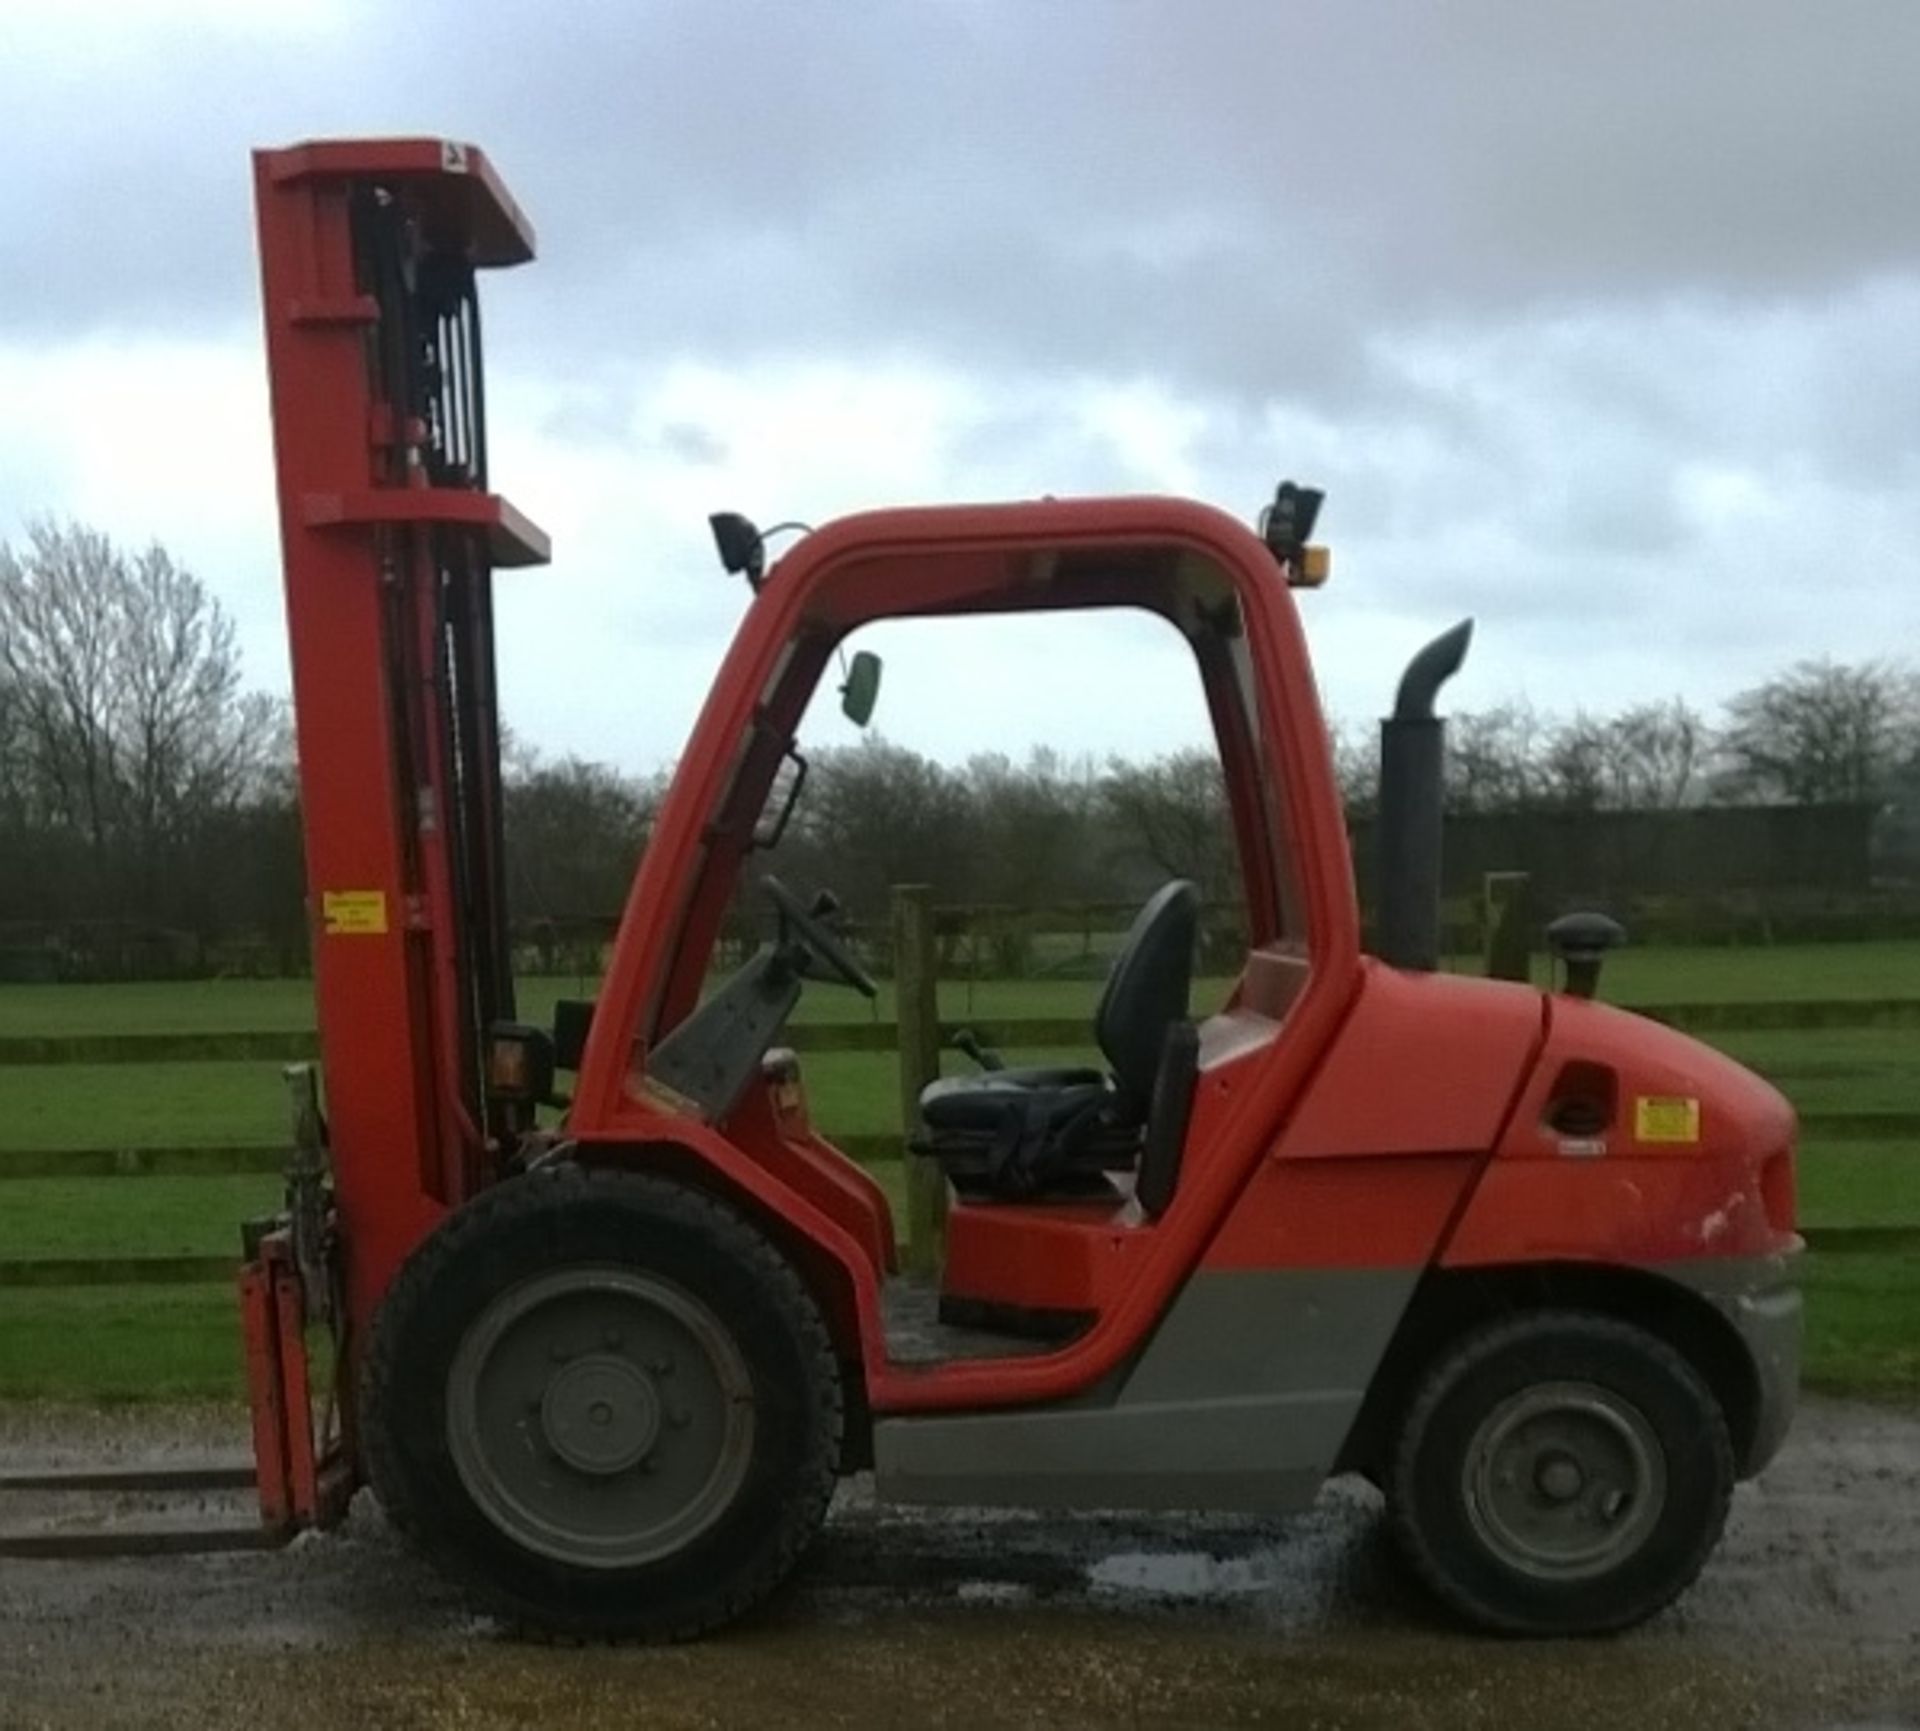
[445,1267,755,1570]
[1461,1380,1667,1582]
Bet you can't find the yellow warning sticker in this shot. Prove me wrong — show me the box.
[322,890,389,936]
[1634,1095,1700,1144]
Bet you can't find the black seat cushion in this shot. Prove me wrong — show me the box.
[920,1067,1105,1133]
[911,1077,1135,1198]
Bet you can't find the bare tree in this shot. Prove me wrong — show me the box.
[1099,748,1238,902]
[1329,723,1380,816]
[0,522,121,847]
[962,747,1103,908]
[1719,659,1919,805]
[1536,701,1706,811]
[781,737,976,917]
[1609,699,1706,808]
[0,657,24,829]
[0,520,270,913]
[1541,713,1611,810]
[504,746,662,920]
[1446,703,1548,813]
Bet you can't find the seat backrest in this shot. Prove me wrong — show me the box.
[1095,879,1199,1114]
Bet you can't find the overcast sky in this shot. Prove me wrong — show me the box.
[1,0,1915,770]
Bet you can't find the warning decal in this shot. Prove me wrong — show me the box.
[1634,1095,1701,1144]
[322,890,389,936]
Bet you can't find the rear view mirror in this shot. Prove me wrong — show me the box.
[840,650,882,727]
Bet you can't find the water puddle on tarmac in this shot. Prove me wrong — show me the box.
[1086,1547,1287,1598]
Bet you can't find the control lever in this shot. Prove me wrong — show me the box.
[950,1028,1005,1073]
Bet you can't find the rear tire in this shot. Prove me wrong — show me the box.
[363,1165,842,1641]
[1387,1310,1732,1636]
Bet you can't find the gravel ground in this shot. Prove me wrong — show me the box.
[2,1396,1917,1730]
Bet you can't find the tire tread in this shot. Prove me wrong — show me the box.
[1387,1307,1734,1636]
[362,1163,843,1642]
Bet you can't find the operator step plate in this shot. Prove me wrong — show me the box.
[0,1522,287,1560]
[882,1276,1073,1366]
[0,1459,283,1559]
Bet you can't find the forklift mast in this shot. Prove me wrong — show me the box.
[252,140,548,1330]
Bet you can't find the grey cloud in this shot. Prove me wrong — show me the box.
[9,0,1920,379]
[653,421,729,466]
[5,0,1920,766]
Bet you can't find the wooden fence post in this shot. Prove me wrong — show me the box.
[891,884,945,1272]
[1483,871,1534,982]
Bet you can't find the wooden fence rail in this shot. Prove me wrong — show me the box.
[7,1224,1915,1291]
[2,996,1918,1069]
[0,1146,288,1179]
[1,1115,1913,1186]
[2,976,1914,1286]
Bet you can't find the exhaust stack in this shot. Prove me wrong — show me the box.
[1376,619,1473,971]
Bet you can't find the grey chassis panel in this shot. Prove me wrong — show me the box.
[1654,1251,1802,1479]
[874,1266,1420,1512]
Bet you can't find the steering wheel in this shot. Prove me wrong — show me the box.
[763,876,879,998]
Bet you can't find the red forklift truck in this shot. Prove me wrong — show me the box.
[66,138,1805,1638]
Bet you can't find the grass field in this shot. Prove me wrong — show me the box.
[0,938,1915,1039]
[0,939,1914,1402]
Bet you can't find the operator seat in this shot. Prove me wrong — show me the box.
[912,880,1200,1200]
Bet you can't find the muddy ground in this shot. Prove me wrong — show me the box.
[2,1397,1917,1731]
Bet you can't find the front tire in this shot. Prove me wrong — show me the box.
[363,1165,842,1641]
[1388,1310,1733,1636]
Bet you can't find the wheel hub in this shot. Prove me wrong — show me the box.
[1464,1381,1667,1581]
[1534,1451,1585,1503]
[540,1355,662,1475]
[444,1267,756,1570]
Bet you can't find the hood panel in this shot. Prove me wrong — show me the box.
[1444,994,1799,1268]
[1272,961,1547,1161]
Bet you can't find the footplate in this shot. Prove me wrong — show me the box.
[0,1461,287,1560]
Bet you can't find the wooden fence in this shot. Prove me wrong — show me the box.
[3,994,1918,1073]
[1,1000,1916,1285]
[2,864,1915,1289]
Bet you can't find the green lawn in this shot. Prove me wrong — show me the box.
[0,1061,290,1149]
[0,1176,282,1259]
[0,1285,254,1403]
[1709,1028,1920,1116]
[0,943,1914,1402]
[1797,1144,1920,1227]
[1801,1252,1920,1395]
